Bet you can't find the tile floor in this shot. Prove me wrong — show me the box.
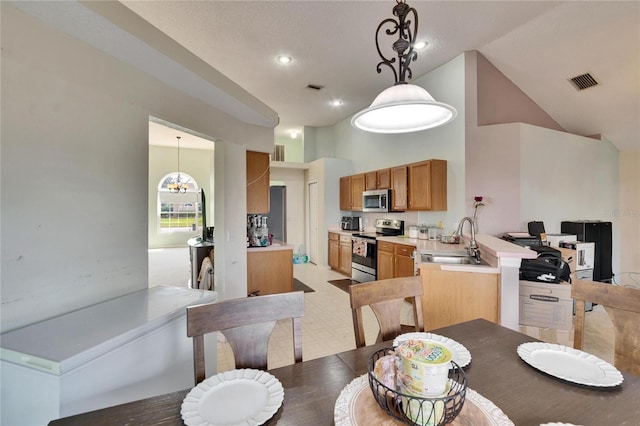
[148,247,615,374]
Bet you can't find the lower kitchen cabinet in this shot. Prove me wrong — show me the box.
[377,241,415,280]
[328,232,352,276]
[247,247,294,296]
[419,263,499,330]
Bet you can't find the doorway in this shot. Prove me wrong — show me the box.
[148,117,215,288]
[269,185,287,242]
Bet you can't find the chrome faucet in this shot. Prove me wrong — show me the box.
[456,217,480,262]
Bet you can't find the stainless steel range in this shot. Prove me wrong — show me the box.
[351,219,404,283]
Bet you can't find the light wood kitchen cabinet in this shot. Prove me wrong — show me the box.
[247,247,293,296]
[328,232,340,270]
[419,263,499,330]
[339,235,352,276]
[390,166,408,211]
[328,232,352,276]
[394,244,416,277]
[350,174,365,211]
[377,242,394,280]
[365,169,391,190]
[246,151,270,214]
[407,160,447,211]
[339,174,365,211]
[339,176,351,211]
[377,241,415,280]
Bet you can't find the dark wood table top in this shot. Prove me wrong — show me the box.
[49,319,640,426]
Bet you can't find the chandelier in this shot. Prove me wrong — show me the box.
[351,0,457,133]
[167,136,189,194]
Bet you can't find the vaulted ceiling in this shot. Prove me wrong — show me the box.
[124,1,639,153]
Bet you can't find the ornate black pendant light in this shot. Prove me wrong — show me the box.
[351,0,457,133]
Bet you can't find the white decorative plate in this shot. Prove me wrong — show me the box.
[517,342,623,387]
[181,369,284,426]
[393,332,472,368]
[334,374,514,426]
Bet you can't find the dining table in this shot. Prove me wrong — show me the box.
[48,318,639,426]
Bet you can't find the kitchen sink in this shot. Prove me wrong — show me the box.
[421,252,485,265]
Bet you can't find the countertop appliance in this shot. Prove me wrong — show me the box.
[341,216,362,231]
[351,219,404,283]
[362,189,391,213]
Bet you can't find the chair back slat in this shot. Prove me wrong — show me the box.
[187,291,304,384]
[350,276,424,348]
[572,280,640,375]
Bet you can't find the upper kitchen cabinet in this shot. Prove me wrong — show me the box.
[247,151,270,214]
[341,174,365,211]
[340,176,352,210]
[351,174,365,211]
[390,166,408,211]
[407,160,447,211]
[365,169,391,190]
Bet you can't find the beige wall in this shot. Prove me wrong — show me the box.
[618,152,640,284]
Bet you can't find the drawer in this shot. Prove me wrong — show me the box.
[329,233,339,241]
[339,235,352,244]
[394,244,414,257]
[378,241,394,252]
[519,280,571,299]
[519,280,572,330]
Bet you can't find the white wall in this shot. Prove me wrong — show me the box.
[618,152,640,283]
[471,123,621,274]
[0,3,273,332]
[519,125,619,233]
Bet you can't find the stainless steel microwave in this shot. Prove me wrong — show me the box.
[362,189,390,212]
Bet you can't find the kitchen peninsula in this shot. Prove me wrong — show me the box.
[247,241,294,296]
[374,233,536,331]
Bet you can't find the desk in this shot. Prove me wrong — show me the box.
[48,319,639,426]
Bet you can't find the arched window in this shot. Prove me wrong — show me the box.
[157,173,201,233]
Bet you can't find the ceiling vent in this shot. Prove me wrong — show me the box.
[306,84,324,91]
[570,73,599,90]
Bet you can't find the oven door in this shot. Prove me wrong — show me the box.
[351,237,377,282]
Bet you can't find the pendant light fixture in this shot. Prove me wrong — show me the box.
[167,136,189,194]
[351,0,456,133]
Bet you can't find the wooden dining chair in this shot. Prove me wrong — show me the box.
[572,279,640,375]
[186,291,304,384]
[349,276,424,348]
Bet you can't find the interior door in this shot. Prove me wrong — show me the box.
[308,181,319,264]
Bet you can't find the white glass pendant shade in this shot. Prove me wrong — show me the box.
[351,84,457,133]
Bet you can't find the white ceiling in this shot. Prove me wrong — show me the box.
[124,1,639,153]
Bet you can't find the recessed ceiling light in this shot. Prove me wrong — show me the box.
[277,55,292,64]
[331,100,343,107]
[414,41,428,50]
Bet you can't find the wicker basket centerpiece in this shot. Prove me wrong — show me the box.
[367,347,467,426]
